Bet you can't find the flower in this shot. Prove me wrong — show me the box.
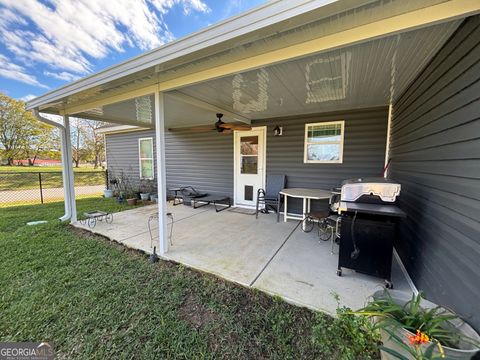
[407,330,430,345]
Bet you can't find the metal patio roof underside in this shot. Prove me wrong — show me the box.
[70,20,460,128]
[177,21,460,121]
[25,0,478,127]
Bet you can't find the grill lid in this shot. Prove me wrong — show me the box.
[341,177,401,203]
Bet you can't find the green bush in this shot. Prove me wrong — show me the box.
[312,297,380,360]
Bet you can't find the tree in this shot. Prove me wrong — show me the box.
[21,121,59,166]
[82,119,106,168]
[70,118,106,168]
[70,118,85,168]
[0,93,45,165]
[0,93,59,166]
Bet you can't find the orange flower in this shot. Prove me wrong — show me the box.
[407,330,430,345]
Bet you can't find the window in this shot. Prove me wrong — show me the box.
[304,121,344,163]
[240,136,258,174]
[138,138,154,179]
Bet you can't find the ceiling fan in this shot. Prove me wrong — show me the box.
[168,113,251,134]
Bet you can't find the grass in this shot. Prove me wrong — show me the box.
[0,165,103,173]
[0,166,105,191]
[0,198,380,359]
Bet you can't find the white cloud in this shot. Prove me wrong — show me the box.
[20,94,36,101]
[0,0,209,76]
[152,0,210,15]
[0,54,48,89]
[44,71,81,82]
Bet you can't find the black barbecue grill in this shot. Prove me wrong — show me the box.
[336,177,406,288]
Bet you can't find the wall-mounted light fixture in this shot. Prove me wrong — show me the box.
[273,125,283,136]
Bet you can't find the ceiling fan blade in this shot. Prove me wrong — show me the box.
[168,126,215,132]
[220,129,233,135]
[220,124,251,130]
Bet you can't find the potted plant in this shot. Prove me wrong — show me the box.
[356,290,480,359]
[126,194,137,206]
[105,179,117,198]
[113,171,136,205]
[103,188,114,198]
[139,179,154,201]
[125,185,137,205]
[139,191,150,201]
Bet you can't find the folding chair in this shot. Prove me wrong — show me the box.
[255,174,286,222]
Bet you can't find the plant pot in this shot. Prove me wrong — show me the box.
[140,193,150,201]
[373,290,480,360]
[150,194,158,202]
[103,189,114,198]
[127,198,137,206]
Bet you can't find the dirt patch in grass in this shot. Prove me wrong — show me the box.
[178,294,220,330]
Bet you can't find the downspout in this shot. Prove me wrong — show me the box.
[32,109,74,222]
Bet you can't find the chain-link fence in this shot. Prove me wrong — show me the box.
[0,171,107,208]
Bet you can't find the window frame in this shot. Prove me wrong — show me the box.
[138,137,154,180]
[303,120,345,164]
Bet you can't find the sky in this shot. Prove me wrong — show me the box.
[0,0,267,101]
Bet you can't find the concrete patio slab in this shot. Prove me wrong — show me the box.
[252,226,409,313]
[162,207,298,286]
[74,203,410,314]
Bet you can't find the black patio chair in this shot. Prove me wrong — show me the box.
[179,186,208,206]
[255,174,286,222]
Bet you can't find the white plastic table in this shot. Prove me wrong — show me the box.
[279,188,333,222]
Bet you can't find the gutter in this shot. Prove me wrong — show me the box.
[32,110,76,223]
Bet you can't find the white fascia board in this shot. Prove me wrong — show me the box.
[25,0,346,110]
[96,125,148,135]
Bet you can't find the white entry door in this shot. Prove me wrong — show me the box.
[234,127,266,207]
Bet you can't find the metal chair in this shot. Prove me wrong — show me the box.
[326,193,342,253]
[255,174,286,222]
[148,212,174,247]
[302,210,332,241]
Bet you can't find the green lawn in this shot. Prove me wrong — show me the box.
[0,165,102,173]
[0,198,379,359]
[0,166,105,191]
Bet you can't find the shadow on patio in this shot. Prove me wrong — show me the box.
[74,202,410,314]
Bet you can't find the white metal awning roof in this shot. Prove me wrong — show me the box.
[26,0,480,128]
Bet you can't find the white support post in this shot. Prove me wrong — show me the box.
[154,92,168,255]
[63,115,77,223]
[59,127,71,222]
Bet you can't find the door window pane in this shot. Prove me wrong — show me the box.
[240,136,258,155]
[241,156,258,174]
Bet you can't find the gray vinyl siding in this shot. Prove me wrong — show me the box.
[389,16,480,331]
[164,130,234,197]
[105,129,156,189]
[106,129,233,197]
[106,107,388,211]
[253,107,388,212]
